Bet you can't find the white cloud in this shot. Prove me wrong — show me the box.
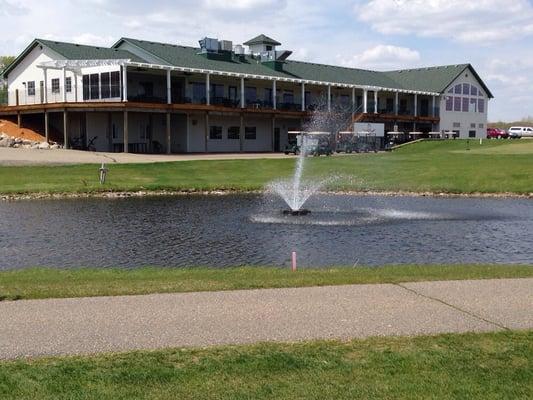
[338,44,420,70]
[357,0,533,44]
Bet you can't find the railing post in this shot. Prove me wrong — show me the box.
[363,89,368,114]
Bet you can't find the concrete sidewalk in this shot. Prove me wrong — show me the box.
[0,278,531,360]
[0,147,294,165]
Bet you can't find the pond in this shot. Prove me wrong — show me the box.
[1,194,532,269]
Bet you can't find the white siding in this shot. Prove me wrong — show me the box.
[439,68,488,138]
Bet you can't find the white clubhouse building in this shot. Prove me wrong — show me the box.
[0,34,493,153]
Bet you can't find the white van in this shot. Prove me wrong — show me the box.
[508,126,533,138]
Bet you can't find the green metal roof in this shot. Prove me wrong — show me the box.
[3,36,493,99]
[385,64,493,98]
[2,39,145,78]
[243,34,281,46]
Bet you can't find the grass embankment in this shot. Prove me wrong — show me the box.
[1,140,533,195]
[1,331,531,399]
[1,264,532,301]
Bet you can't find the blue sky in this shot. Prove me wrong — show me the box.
[1,0,532,121]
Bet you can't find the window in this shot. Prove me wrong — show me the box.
[228,126,240,140]
[245,126,256,140]
[471,123,476,128]
[245,86,257,103]
[478,99,485,113]
[228,86,237,101]
[462,97,469,112]
[454,97,461,111]
[209,126,222,140]
[111,71,121,98]
[210,84,224,99]
[462,83,470,95]
[191,82,206,103]
[471,86,478,96]
[469,130,476,138]
[479,91,484,98]
[453,122,461,128]
[266,45,273,51]
[101,72,110,99]
[264,88,272,105]
[27,81,35,96]
[283,90,293,104]
[454,84,462,94]
[448,88,454,93]
[51,78,60,94]
[445,96,453,111]
[90,74,100,100]
[470,98,477,112]
[65,77,72,93]
[479,123,484,128]
[82,75,90,100]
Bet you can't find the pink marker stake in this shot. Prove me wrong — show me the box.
[291,251,297,271]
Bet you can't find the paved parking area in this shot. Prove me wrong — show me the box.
[0,147,295,165]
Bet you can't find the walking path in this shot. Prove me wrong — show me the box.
[0,278,531,360]
[0,147,294,165]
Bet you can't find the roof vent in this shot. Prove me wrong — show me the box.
[199,37,219,53]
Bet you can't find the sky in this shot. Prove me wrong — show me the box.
[1,0,532,121]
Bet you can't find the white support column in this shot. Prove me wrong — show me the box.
[414,93,418,117]
[374,90,378,114]
[63,110,68,149]
[301,82,305,112]
[205,73,210,106]
[327,85,331,112]
[272,79,277,110]
[395,91,399,116]
[44,111,49,142]
[123,110,129,153]
[240,77,245,108]
[122,65,128,102]
[62,67,67,103]
[166,112,171,154]
[166,69,171,105]
[363,89,368,114]
[432,95,436,117]
[43,68,48,104]
[351,87,356,109]
[74,73,78,102]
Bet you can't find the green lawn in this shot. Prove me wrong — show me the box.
[1,140,533,195]
[1,264,532,301]
[1,331,531,399]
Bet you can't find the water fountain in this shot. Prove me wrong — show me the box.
[268,97,359,215]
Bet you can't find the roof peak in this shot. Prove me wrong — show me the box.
[243,34,281,46]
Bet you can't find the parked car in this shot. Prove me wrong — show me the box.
[486,128,508,139]
[508,126,533,138]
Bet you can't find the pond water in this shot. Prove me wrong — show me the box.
[1,194,532,269]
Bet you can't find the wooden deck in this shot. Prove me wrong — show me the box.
[0,102,439,124]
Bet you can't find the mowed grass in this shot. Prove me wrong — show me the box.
[1,140,533,194]
[0,331,531,399]
[1,264,532,301]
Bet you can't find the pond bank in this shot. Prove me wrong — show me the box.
[2,188,533,201]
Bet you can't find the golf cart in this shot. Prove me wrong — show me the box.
[335,131,356,153]
[284,131,334,156]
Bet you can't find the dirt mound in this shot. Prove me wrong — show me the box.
[0,119,47,142]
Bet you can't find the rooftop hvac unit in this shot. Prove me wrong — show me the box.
[233,44,244,55]
[219,40,233,52]
[199,37,219,52]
